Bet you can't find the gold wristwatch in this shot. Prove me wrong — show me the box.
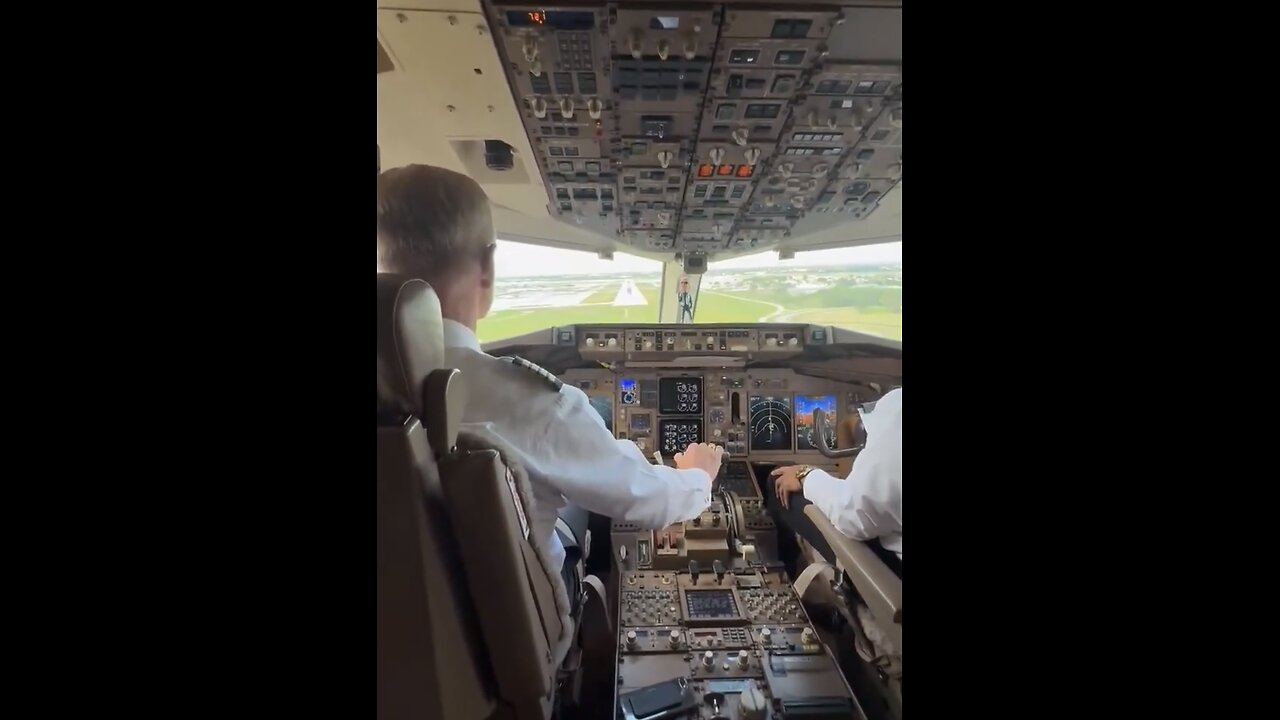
[795,465,815,487]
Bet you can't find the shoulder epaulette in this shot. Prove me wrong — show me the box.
[498,356,564,391]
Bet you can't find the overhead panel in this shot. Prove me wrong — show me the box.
[471,1,902,259]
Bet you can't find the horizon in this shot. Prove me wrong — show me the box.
[495,239,902,278]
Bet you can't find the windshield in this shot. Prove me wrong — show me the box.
[694,242,902,340]
[478,240,662,343]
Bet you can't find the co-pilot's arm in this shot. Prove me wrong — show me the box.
[802,439,899,542]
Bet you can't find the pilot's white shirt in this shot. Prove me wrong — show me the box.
[443,320,713,571]
[802,388,902,558]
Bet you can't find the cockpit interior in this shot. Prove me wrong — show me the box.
[377,2,902,719]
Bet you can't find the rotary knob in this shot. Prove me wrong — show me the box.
[626,630,638,648]
[669,630,681,648]
[737,649,750,668]
[702,650,716,668]
[760,628,772,645]
[801,627,816,646]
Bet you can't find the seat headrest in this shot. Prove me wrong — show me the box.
[377,274,445,417]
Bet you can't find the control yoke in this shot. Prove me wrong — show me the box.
[813,409,861,459]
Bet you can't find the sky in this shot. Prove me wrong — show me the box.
[494,239,902,277]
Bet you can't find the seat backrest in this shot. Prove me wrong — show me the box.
[377,274,492,720]
[377,273,567,720]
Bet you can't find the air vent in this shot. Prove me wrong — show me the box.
[377,39,394,74]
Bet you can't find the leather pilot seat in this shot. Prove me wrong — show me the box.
[804,504,903,711]
[377,273,573,720]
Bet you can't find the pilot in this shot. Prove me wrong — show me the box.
[770,388,902,570]
[377,164,725,589]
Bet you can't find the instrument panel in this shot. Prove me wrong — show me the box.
[563,367,867,459]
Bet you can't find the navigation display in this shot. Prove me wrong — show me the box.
[749,395,793,451]
[659,377,702,414]
[795,395,837,451]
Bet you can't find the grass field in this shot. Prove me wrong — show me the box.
[478,281,901,343]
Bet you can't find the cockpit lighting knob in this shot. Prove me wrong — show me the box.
[744,147,761,166]
[629,29,644,59]
[732,127,749,146]
[607,337,618,347]
[559,98,574,119]
[644,339,654,349]
[587,97,603,120]
[657,150,674,169]
[585,337,596,347]
[683,37,697,60]
[531,97,548,119]
[787,337,799,347]
[657,38,671,60]
[522,37,539,63]
[708,147,725,166]
[529,57,543,78]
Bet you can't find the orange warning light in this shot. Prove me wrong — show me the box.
[736,164,754,177]
[717,164,735,176]
[697,164,714,177]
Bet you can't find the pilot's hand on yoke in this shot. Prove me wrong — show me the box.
[674,443,725,480]
[771,465,804,509]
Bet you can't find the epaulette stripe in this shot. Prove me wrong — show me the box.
[498,356,564,391]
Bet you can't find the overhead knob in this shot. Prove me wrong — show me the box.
[626,630,638,647]
[744,147,761,166]
[787,337,799,347]
[587,97,603,120]
[731,127,748,146]
[848,162,863,179]
[559,98,574,119]
[657,150,674,168]
[657,38,671,60]
[522,37,539,63]
[683,36,697,60]
[706,335,716,345]
[827,116,839,129]
[629,29,644,59]
[760,627,772,644]
[807,110,817,127]
[644,339,654,349]
[890,107,902,127]
[737,649,750,668]
[669,629,681,647]
[529,57,543,77]
[738,680,769,720]
[713,428,722,437]
[812,162,830,177]
[657,211,671,226]
[779,162,794,178]
[790,195,806,209]
[585,337,596,347]
[607,337,618,347]
[703,650,716,668]
[888,161,903,179]
[708,147,725,166]
[531,97,548,119]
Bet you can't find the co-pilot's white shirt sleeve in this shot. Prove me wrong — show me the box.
[803,427,901,543]
[516,385,712,528]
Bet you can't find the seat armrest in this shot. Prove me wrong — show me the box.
[804,504,902,626]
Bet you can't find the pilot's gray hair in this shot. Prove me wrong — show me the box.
[377,164,495,283]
